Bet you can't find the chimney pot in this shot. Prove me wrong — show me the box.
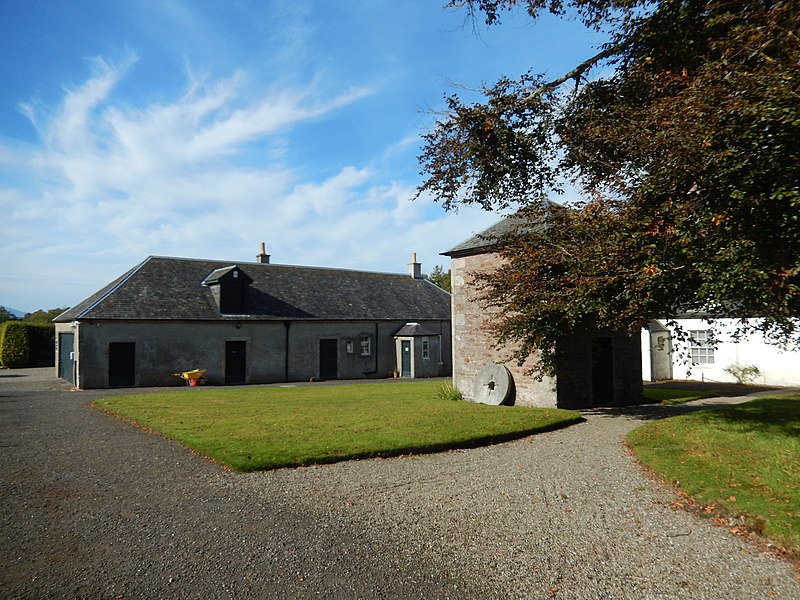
[257,242,270,264]
[408,252,422,279]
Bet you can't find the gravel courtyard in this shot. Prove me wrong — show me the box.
[1,369,798,599]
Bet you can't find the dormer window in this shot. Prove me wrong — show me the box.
[203,266,253,314]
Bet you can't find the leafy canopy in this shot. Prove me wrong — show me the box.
[420,0,800,375]
[0,306,18,323]
[21,308,69,323]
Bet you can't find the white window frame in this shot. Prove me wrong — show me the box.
[360,335,371,356]
[422,337,430,360]
[689,330,714,365]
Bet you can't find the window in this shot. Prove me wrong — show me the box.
[360,336,371,356]
[689,330,714,365]
[422,337,430,360]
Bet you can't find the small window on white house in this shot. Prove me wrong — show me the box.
[422,337,430,360]
[360,336,371,356]
[689,330,714,365]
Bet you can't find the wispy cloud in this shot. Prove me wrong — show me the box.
[1,55,496,310]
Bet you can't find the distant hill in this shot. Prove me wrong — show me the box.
[2,307,26,318]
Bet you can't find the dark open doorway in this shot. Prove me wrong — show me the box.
[319,339,338,379]
[108,342,135,387]
[225,341,247,384]
[591,337,614,405]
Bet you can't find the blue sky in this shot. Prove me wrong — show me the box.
[0,1,604,312]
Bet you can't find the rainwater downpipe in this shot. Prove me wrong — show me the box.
[362,322,379,376]
[284,321,291,382]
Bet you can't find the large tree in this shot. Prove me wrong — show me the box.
[425,265,453,292]
[418,0,800,375]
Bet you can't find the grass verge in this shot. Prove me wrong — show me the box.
[642,388,717,405]
[627,396,800,556]
[94,380,581,472]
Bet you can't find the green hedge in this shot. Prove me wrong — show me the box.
[0,322,30,368]
[0,322,55,368]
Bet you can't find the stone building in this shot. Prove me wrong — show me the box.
[54,250,451,389]
[442,217,642,409]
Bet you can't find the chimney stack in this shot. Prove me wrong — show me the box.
[256,242,270,264]
[408,252,422,279]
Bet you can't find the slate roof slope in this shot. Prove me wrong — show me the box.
[442,200,559,258]
[394,322,442,337]
[442,215,528,258]
[55,256,451,322]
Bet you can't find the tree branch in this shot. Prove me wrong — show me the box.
[525,43,621,101]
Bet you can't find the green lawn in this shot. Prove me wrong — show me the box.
[627,396,800,554]
[94,380,581,472]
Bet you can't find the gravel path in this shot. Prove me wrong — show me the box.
[1,368,798,599]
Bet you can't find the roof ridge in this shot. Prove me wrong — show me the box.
[149,255,409,278]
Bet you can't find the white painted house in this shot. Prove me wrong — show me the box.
[642,318,800,387]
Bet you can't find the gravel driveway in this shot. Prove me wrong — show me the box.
[1,368,798,599]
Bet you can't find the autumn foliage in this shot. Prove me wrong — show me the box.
[419,0,800,375]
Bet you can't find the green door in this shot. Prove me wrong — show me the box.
[401,340,411,377]
[58,333,75,384]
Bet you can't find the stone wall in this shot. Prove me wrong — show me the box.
[450,252,558,408]
[59,319,452,389]
[450,252,642,408]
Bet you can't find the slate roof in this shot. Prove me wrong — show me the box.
[55,256,451,322]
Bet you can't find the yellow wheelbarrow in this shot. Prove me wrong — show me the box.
[172,369,207,386]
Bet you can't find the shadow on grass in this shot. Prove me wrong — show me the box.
[236,415,586,472]
[686,398,800,438]
[584,392,800,426]
[645,380,784,397]
[582,400,746,423]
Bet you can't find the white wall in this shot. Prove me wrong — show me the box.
[641,328,652,382]
[642,318,800,387]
